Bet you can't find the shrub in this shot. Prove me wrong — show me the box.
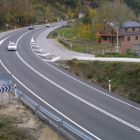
[86,72,93,79]
[0,121,4,127]
[52,31,58,37]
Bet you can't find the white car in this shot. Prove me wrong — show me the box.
[8,42,17,51]
[46,24,50,27]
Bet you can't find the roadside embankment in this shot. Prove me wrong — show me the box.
[0,92,65,140]
[57,59,140,103]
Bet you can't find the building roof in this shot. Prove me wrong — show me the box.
[108,21,140,28]
[123,21,140,28]
[107,21,140,35]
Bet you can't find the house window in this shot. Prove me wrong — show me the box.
[127,37,130,41]
[136,36,138,40]
[103,36,107,41]
[125,28,127,32]
[132,28,135,31]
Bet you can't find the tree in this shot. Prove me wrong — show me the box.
[64,0,77,8]
[83,15,92,25]
[76,23,92,39]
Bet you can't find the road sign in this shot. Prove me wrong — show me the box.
[0,74,12,85]
[36,18,39,22]
[17,18,19,23]
[6,24,9,30]
[0,85,14,93]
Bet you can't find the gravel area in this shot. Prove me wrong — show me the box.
[0,92,65,140]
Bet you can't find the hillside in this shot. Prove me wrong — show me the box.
[0,0,139,30]
[0,0,79,30]
[124,0,140,16]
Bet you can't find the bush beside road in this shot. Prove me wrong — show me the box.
[0,92,65,140]
[58,59,140,103]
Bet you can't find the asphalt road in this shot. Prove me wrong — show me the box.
[0,23,140,140]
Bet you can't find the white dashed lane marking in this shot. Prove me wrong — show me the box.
[33,49,43,51]
[52,56,61,62]
[43,59,52,62]
[31,37,61,62]
[37,53,51,56]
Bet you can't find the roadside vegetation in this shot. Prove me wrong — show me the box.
[0,116,36,140]
[48,22,109,54]
[1,0,140,31]
[47,0,140,56]
[0,0,80,31]
[96,49,140,58]
[59,59,140,103]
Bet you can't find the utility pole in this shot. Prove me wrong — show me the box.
[117,25,118,46]
[116,25,119,53]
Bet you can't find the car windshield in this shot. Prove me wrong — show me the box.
[9,43,15,46]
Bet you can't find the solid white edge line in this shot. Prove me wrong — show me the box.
[31,36,140,131]
[14,52,140,132]
[30,36,140,111]
[14,30,101,139]
[45,62,140,110]
[16,32,140,133]
[0,28,26,45]
[0,30,101,139]
[0,59,101,140]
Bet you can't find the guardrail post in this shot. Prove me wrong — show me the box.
[18,92,23,103]
[14,84,18,98]
[109,80,111,92]
[8,89,11,103]
[1,92,3,107]
[7,76,11,103]
[35,104,39,118]
[103,49,105,54]
[57,119,63,136]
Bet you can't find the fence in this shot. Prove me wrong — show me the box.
[91,46,121,55]
[16,89,95,140]
[58,37,121,55]
[58,38,72,48]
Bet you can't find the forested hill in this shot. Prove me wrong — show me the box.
[0,0,140,30]
[86,0,140,16]
[124,0,140,16]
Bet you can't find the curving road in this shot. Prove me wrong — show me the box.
[0,23,140,140]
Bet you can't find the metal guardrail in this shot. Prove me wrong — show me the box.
[17,89,95,140]
[58,38,72,48]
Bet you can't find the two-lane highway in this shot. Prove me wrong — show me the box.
[0,23,140,140]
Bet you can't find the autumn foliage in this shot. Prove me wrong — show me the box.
[76,23,91,39]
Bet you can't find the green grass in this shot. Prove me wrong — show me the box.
[47,24,110,54]
[0,116,36,140]
[96,53,140,58]
[64,28,75,39]
[56,27,74,39]
[62,60,140,103]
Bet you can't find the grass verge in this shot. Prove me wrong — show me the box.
[59,59,140,103]
[0,116,36,140]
